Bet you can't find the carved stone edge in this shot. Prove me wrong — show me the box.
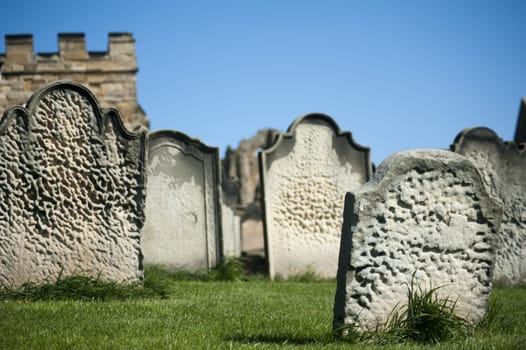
[147,129,223,268]
[450,126,526,155]
[258,112,373,279]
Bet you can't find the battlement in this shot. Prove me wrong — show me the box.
[0,32,137,75]
[0,32,148,129]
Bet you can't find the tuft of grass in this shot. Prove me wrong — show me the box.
[145,257,248,283]
[210,256,247,281]
[380,278,470,344]
[0,268,170,301]
[338,274,471,345]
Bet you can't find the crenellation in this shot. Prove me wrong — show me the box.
[0,32,147,129]
[58,33,89,61]
[5,34,33,64]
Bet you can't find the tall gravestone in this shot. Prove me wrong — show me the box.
[333,150,502,331]
[514,98,526,144]
[259,113,372,279]
[142,131,223,271]
[0,81,147,287]
[451,127,526,284]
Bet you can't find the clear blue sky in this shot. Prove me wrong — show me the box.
[1,1,524,164]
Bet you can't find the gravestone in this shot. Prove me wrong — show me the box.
[0,81,147,287]
[514,98,526,144]
[142,131,222,271]
[333,150,502,331]
[259,113,372,279]
[221,202,241,257]
[451,127,526,284]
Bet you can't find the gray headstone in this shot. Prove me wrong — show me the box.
[333,150,502,331]
[514,98,526,144]
[259,113,372,279]
[0,81,147,287]
[221,202,241,258]
[451,127,526,284]
[142,131,222,271]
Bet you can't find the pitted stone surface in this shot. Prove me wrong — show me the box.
[333,150,502,331]
[0,81,147,287]
[452,127,526,284]
[260,114,371,279]
[142,131,222,271]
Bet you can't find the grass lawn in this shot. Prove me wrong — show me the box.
[0,269,525,350]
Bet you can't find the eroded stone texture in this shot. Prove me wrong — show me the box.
[0,81,147,287]
[333,150,502,331]
[451,128,526,284]
[142,131,222,271]
[260,113,372,279]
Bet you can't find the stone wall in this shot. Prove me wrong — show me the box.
[0,33,148,130]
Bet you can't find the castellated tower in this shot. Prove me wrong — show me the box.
[0,33,149,129]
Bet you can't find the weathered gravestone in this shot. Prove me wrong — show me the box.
[451,127,526,284]
[221,202,241,258]
[333,150,502,331]
[259,113,372,279]
[0,81,147,287]
[142,131,223,271]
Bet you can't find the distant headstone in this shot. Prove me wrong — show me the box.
[514,98,526,144]
[142,131,222,271]
[452,127,526,284]
[0,81,147,287]
[221,202,241,257]
[333,150,502,331]
[259,113,372,279]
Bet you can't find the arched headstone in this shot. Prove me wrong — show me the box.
[0,81,147,287]
[451,127,526,284]
[259,113,372,279]
[142,131,222,271]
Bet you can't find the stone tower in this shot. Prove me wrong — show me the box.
[0,32,149,130]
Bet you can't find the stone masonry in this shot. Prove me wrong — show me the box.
[0,33,149,130]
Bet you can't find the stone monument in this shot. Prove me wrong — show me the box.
[0,81,147,287]
[333,150,502,331]
[259,113,372,279]
[451,127,526,284]
[142,130,223,271]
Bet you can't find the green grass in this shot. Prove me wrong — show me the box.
[0,267,524,349]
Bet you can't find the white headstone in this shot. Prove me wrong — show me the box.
[260,113,372,279]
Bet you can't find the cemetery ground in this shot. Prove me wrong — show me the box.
[0,264,525,350]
